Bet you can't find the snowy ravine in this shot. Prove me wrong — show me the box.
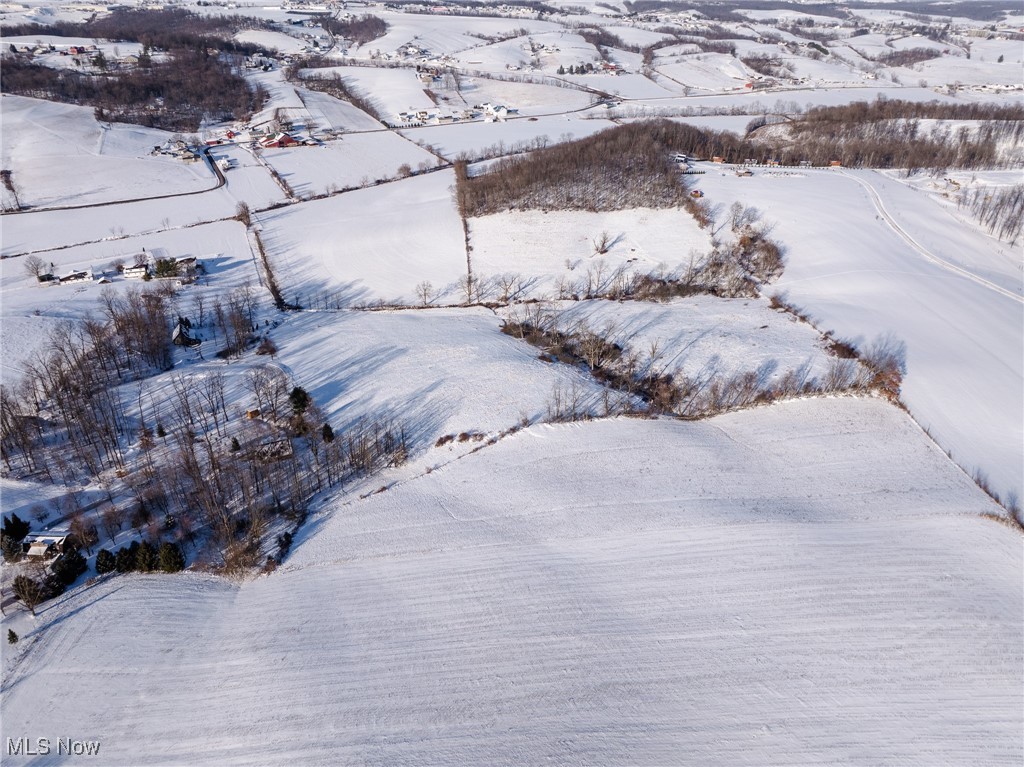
[2,398,1020,766]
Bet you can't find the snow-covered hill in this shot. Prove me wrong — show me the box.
[3,398,1019,766]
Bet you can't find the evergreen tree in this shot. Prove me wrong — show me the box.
[115,541,140,573]
[2,513,30,542]
[8,629,17,644]
[136,541,158,572]
[95,549,116,575]
[158,542,185,573]
[51,547,87,586]
[156,422,166,439]
[231,437,241,452]
[322,423,335,443]
[557,64,565,75]
[1,534,23,563]
[289,386,311,416]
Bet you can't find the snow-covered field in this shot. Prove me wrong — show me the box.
[351,11,558,60]
[469,207,711,296]
[1,186,240,256]
[552,295,835,386]
[260,133,438,197]
[271,307,613,446]
[697,165,1023,501]
[234,29,309,56]
[207,145,288,209]
[257,170,466,306]
[298,90,383,133]
[654,52,753,92]
[305,66,438,117]
[3,399,1019,766]
[0,96,217,208]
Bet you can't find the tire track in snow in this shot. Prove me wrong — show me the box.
[839,169,1022,304]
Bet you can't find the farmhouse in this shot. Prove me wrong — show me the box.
[124,263,150,279]
[154,139,200,162]
[60,270,91,284]
[260,133,301,149]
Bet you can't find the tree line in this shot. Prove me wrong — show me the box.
[2,50,266,132]
[1,9,272,131]
[801,99,1024,126]
[456,107,1022,217]
[2,9,273,54]
[315,14,388,47]
[500,300,905,422]
[622,0,1003,23]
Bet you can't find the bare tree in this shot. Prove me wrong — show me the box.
[415,280,433,306]
[495,273,525,303]
[12,571,45,616]
[23,255,47,282]
[460,273,477,305]
[100,504,125,544]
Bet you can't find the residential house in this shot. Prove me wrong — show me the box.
[24,533,70,560]
[172,318,201,347]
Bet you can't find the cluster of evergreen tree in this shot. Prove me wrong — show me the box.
[1,512,30,562]
[95,541,185,575]
[556,63,596,75]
